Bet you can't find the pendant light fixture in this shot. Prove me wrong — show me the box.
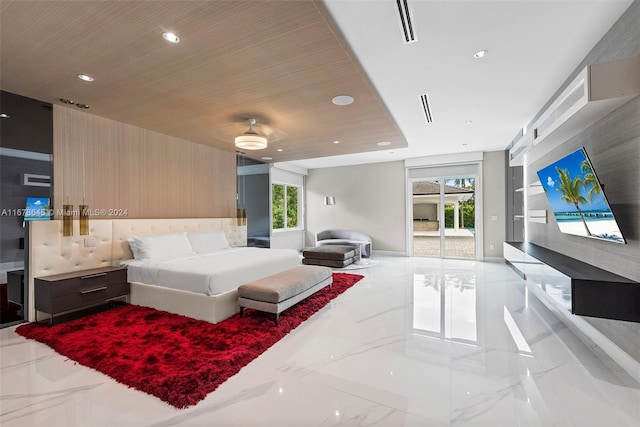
[79,202,89,235]
[62,124,73,236]
[79,138,89,235]
[63,202,73,236]
[235,119,267,150]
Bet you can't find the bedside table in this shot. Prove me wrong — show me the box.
[34,267,129,325]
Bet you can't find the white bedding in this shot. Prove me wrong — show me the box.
[121,247,300,295]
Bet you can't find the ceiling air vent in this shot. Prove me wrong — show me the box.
[420,94,433,123]
[396,0,417,44]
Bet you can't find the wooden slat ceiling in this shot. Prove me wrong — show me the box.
[0,0,407,162]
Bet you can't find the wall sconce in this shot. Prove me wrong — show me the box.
[63,204,73,236]
[324,196,336,205]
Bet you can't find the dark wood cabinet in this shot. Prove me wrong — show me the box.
[504,242,640,323]
[34,267,129,324]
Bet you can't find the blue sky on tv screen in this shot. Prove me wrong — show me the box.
[25,197,51,220]
[536,148,610,213]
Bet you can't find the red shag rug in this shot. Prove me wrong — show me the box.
[16,272,363,408]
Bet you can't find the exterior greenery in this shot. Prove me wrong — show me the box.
[272,184,300,230]
[286,186,298,228]
[444,204,475,229]
[272,184,285,229]
[443,178,475,229]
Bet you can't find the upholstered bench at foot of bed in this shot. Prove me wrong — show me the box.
[237,265,333,325]
[302,245,360,268]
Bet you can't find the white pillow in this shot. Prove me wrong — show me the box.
[132,232,194,259]
[127,238,144,260]
[187,231,229,254]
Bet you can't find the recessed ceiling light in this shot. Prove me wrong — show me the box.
[77,74,94,82]
[276,148,284,152]
[331,95,354,106]
[0,113,10,118]
[75,103,90,109]
[333,140,341,144]
[377,141,391,146]
[473,50,488,59]
[162,32,180,43]
[465,120,472,124]
[60,98,75,105]
[261,156,273,161]
[462,143,469,146]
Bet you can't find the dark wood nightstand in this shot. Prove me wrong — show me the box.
[34,267,129,324]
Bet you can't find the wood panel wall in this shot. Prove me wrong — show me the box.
[53,106,236,219]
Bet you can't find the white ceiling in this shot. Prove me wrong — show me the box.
[289,0,633,169]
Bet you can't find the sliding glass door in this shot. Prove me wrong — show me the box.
[411,177,477,260]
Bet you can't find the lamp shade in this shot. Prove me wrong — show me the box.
[62,204,73,236]
[324,196,335,205]
[79,204,89,235]
[235,118,268,150]
[235,134,267,150]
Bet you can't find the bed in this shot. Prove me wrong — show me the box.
[115,225,300,323]
[28,218,298,324]
[122,248,300,296]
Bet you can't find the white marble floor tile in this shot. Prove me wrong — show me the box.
[1,257,639,426]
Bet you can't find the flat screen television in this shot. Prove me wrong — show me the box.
[536,147,625,244]
[24,197,51,221]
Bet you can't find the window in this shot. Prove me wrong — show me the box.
[272,183,301,230]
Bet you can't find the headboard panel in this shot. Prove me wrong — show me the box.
[30,220,113,278]
[28,220,114,322]
[27,217,245,321]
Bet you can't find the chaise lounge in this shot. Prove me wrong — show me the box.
[315,229,372,258]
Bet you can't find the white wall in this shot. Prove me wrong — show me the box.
[305,155,506,256]
[305,161,406,253]
[482,151,507,258]
[271,230,304,251]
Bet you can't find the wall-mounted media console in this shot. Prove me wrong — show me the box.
[504,241,639,323]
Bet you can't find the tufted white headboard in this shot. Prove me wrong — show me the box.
[27,218,246,321]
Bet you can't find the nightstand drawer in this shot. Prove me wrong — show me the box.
[46,282,130,313]
[54,269,125,298]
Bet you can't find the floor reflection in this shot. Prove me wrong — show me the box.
[413,271,478,345]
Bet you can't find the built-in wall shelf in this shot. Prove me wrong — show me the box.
[528,181,544,195]
[527,210,547,223]
[514,182,544,196]
[504,241,640,323]
[509,55,640,166]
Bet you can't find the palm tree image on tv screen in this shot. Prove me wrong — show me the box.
[536,147,626,244]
